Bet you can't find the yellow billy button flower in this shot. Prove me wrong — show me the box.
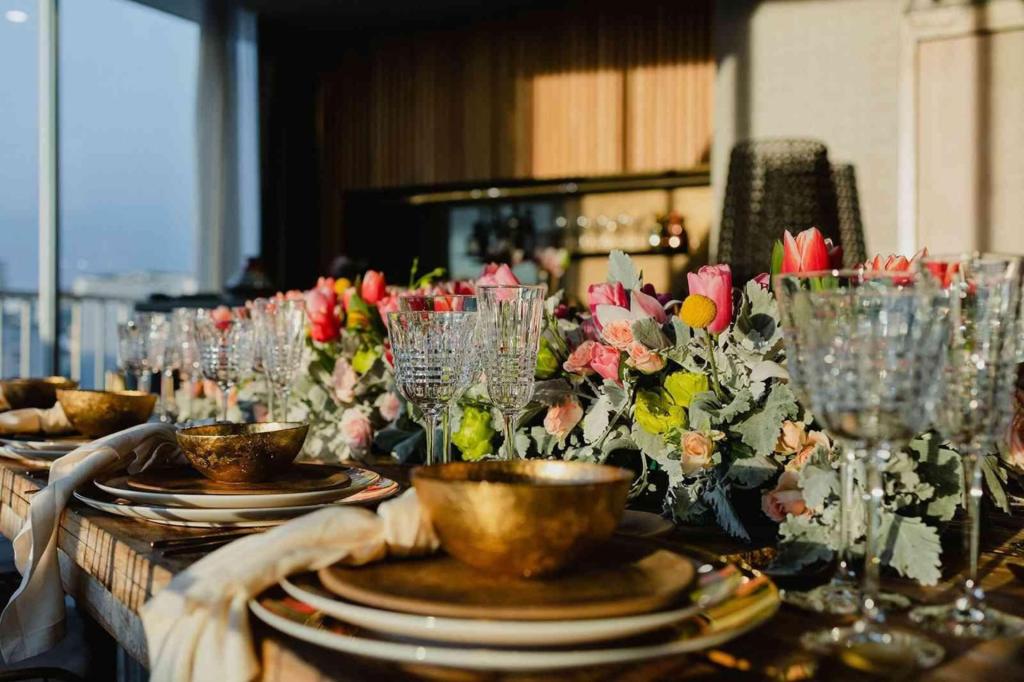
[679,294,718,329]
[334,278,352,296]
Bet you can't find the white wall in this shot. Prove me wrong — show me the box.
[713,0,904,258]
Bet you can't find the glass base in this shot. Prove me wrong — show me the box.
[909,601,1024,638]
[801,624,944,673]
[781,584,910,615]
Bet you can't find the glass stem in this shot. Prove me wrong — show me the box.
[219,382,230,422]
[265,375,276,421]
[960,448,985,611]
[833,442,859,585]
[501,411,517,461]
[423,410,439,466]
[279,388,290,422]
[441,404,451,464]
[159,369,176,423]
[860,447,887,626]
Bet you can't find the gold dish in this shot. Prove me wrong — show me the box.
[56,389,156,437]
[176,422,309,483]
[1,376,77,409]
[411,460,632,577]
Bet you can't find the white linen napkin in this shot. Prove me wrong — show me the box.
[0,404,74,436]
[0,423,180,662]
[141,489,438,682]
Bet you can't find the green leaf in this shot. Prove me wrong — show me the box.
[727,453,780,489]
[769,541,833,576]
[582,394,614,444]
[704,484,751,541]
[799,463,838,510]
[531,378,574,406]
[770,240,784,275]
[631,422,680,486]
[733,383,799,456]
[878,512,942,586]
[981,453,1010,514]
[603,380,629,410]
[631,318,670,350]
[688,390,753,431]
[607,250,641,289]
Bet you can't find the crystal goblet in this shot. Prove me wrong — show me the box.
[254,298,307,423]
[195,308,256,422]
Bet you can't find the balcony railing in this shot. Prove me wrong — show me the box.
[0,291,138,388]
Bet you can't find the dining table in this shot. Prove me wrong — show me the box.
[2,457,1024,682]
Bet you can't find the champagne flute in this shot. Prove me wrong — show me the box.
[783,269,949,669]
[195,308,255,422]
[477,285,545,460]
[255,298,307,422]
[909,254,1024,637]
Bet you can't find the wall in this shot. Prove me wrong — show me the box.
[713,0,904,258]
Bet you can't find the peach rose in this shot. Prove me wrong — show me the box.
[590,343,622,384]
[680,431,715,475]
[340,408,373,454]
[331,357,359,404]
[543,399,583,442]
[625,342,665,374]
[761,470,808,522]
[563,340,597,375]
[775,420,808,455]
[787,430,831,471]
[601,319,635,350]
[376,392,401,422]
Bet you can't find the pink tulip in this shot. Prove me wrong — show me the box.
[781,228,831,274]
[210,306,233,331]
[590,343,621,384]
[687,265,733,334]
[305,286,340,343]
[864,248,928,273]
[587,282,628,318]
[476,263,520,287]
[630,288,667,323]
[360,270,387,305]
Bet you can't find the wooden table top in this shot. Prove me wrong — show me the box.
[2,458,1024,681]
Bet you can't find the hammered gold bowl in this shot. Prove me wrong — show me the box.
[176,422,309,483]
[412,460,632,578]
[56,389,156,437]
[1,376,78,409]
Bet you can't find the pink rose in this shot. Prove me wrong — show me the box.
[376,392,401,422]
[762,470,808,522]
[331,357,359,404]
[630,288,667,323]
[680,431,715,475]
[587,282,628,321]
[476,263,520,287]
[305,286,340,343]
[340,408,373,455]
[601,319,635,350]
[687,265,733,334]
[543,399,583,442]
[563,340,597,375]
[590,343,621,384]
[625,342,665,374]
[360,270,387,305]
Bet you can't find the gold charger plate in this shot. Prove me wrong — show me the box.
[318,538,695,621]
[112,462,351,495]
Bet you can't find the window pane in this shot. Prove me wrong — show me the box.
[59,0,199,299]
[0,1,41,375]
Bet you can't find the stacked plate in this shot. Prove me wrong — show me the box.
[251,539,779,672]
[0,435,86,468]
[75,463,400,528]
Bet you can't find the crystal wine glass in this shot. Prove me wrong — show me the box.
[784,269,949,669]
[117,319,145,390]
[909,254,1024,637]
[144,313,177,422]
[254,298,307,422]
[775,272,864,615]
[477,285,546,460]
[172,307,200,421]
[248,298,276,420]
[387,309,478,466]
[398,294,479,463]
[194,308,256,422]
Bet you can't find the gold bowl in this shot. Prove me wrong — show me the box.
[56,389,156,437]
[412,460,632,578]
[176,422,309,483]
[1,376,78,409]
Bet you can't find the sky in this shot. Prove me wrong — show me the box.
[0,0,198,292]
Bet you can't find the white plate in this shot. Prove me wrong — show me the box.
[0,437,83,452]
[279,566,741,647]
[3,445,69,460]
[73,470,386,527]
[94,466,379,509]
[250,581,778,672]
[0,447,53,468]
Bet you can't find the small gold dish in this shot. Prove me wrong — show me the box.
[1,376,78,409]
[56,389,156,437]
[412,460,632,578]
[176,422,309,483]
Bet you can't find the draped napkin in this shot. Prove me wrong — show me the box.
[0,404,73,436]
[0,423,180,661]
[141,489,439,682]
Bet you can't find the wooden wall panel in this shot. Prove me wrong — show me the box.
[317,1,713,190]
